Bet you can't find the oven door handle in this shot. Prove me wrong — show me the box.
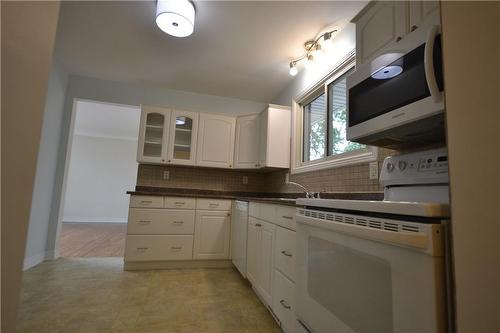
[297,319,315,333]
[424,25,441,102]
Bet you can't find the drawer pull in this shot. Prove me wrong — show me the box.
[281,250,293,257]
[209,203,220,207]
[281,215,293,220]
[256,223,262,227]
[280,299,291,310]
[136,247,148,251]
[171,246,183,250]
[174,202,185,205]
[173,221,184,224]
[141,200,153,204]
[138,220,151,224]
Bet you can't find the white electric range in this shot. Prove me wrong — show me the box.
[295,148,453,333]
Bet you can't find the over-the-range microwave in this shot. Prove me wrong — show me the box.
[346,25,445,149]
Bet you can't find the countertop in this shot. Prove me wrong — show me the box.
[127,186,383,206]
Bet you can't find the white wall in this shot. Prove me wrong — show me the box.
[63,135,137,224]
[24,61,69,270]
[2,2,60,331]
[441,2,500,332]
[272,23,355,105]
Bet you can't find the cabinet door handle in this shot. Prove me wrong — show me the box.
[138,220,151,224]
[281,250,293,257]
[141,200,153,204]
[136,247,148,251]
[173,221,184,224]
[209,203,220,207]
[411,25,418,32]
[255,223,262,227]
[396,36,402,42]
[280,299,291,310]
[171,246,183,250]
[174,202,185,205]
[281,215,293,220]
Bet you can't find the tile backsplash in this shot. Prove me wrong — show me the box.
[136,148,394,193]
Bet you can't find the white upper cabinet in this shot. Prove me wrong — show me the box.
[137,105,171,164]
[196,113,236,168]
[167,110,199,166]
[353,1,407,66]
[408,1,440,33]
[234,114,260,169]
[353,1,441,66]
[259,105,291,168]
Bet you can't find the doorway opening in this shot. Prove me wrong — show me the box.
[58,99,140,257]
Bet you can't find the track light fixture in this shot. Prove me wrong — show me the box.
[288,29,337,76]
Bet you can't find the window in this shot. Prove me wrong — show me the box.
[291,54,377,173]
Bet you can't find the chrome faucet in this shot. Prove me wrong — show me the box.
[286,180,320,199]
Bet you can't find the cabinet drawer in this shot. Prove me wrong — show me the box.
[125,235,193,261]
[196,198,231,211]
[274,226,296,282]
[127,209,195,235]
[129,195,164,208]
[276,205,297,231]
[273,269,296,333]
[164,197,196,209]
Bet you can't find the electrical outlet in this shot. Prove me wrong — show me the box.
[163,170,170,180]
[242,176,248,185]
[369,162,379,180]
[285,172,290,184]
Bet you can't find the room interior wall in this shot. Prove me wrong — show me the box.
[63,134,138,224]
[1,1,60,332]
[24,60,68,270]
[441,2,500,332]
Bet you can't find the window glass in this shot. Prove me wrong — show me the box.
[328,70,365,155]
[303,93,326,161]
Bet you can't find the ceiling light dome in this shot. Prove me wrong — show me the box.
[156,0,195,38]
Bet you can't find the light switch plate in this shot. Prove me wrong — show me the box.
[369,162,379,180]
[163,171,170,180]
[242,176,248,185]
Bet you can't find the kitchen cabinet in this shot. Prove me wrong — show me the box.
[408,1,440,33]
[247,216,275,307]
[353,1,407,66]
[234,114,260,169]
[193,210,231,260]
[167,110,199,166]
[273,270,296,333]
[196,113,236,168]
[137,105,171,164]
[259,105,291,168]
[353,1,441,66]
[274,226,296,282]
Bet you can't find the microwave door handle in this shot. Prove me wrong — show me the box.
[424,25,441,102]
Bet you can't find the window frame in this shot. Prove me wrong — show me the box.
[291,51,377,174]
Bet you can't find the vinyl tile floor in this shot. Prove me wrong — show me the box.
[17,258,282,333]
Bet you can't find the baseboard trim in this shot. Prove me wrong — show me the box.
[62,216,127,223]
[23,250,56,270]
[123,260,233,271]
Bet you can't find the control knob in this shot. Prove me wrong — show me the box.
[386,162,395,172]
[398,160,407,171]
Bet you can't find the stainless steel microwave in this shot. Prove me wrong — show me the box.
[346,25,445,149]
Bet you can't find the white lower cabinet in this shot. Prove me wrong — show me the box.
[247,217,276,307]
[193,210,231,260]
[125,235,193,261]
[273,269,296,333]
[247,202,297,333]
[127,209,195,235]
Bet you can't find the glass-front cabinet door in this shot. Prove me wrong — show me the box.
[137,106,171,164]
[167,110,199,165]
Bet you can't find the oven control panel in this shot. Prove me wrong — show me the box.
[380,148,449,186]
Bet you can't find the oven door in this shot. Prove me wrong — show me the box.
[346,25,444,147]
[295,212,446,333]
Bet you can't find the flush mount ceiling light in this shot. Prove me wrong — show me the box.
[156,0,195,38]
[288,29,337,76]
